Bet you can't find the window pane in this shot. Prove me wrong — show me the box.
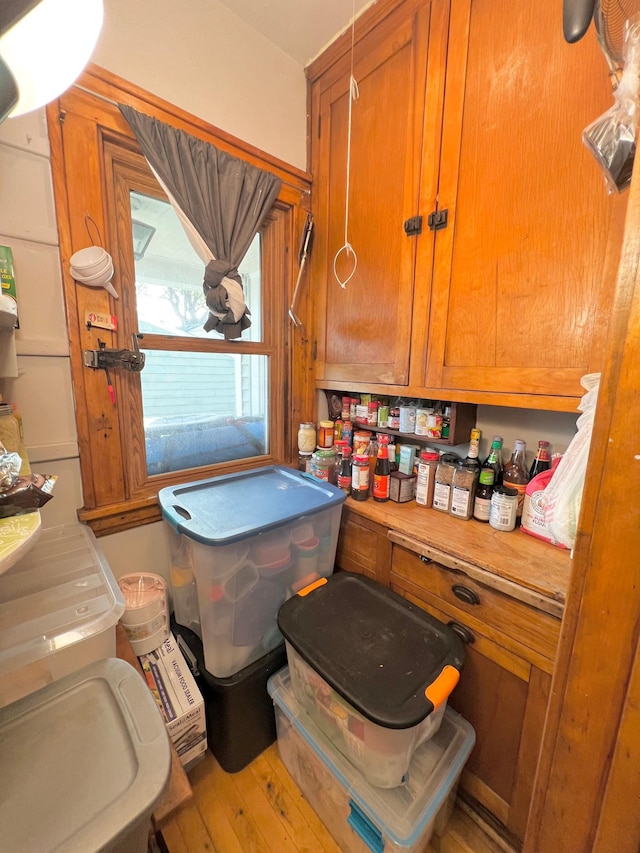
[130,191,262,342]
[141,349,269,476]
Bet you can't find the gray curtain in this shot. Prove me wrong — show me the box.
[119,104,281,339]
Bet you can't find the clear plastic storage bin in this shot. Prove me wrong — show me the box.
[268,667,475,853]
[0,658,171,853]
[0,523,125,708]
[159,466,345,678]
[277,573,465,787]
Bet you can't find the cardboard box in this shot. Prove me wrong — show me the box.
[139,632,207,769]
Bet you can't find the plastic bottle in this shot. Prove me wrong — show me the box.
[482,436,504,485]
[373,443,390,501]
[502,439,529,517]
[529,440,552,480]
[415,450,439,507]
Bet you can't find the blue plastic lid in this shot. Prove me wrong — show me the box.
[158,465,345,545]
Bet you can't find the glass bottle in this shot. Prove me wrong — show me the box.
[529,440,552,480]
[502,439,529,517]
[373,443,390,502]
[465,428,482,469]
[473,468,495,522]
[351,454,370,501]
[482,436,504,485]
[441,405,452,439]
[337,446,352,494]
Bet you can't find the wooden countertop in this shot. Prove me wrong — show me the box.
[341,496,571,609]
[115,624,193,827]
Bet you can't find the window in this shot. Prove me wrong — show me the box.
[48,71,310,534]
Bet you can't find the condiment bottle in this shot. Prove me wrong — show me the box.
[337,446,352,494]
[373,443,390,502]
[351,454,370,501]
[529,440,551,479]
[415,450,439,508]
[482,436,504,485]
[465,427,482,469]
[318,420,335,448]
[502,439,529,517]
[473,468,495,522]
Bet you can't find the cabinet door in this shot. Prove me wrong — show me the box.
[335,507,391,585]
[423,0,627,403]
[312,0,449,386]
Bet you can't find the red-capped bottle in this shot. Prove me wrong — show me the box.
[373,443,390,502]
[529,440,552,480]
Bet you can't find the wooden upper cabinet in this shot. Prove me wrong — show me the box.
[311,0,450,386]
[423,0,628,401]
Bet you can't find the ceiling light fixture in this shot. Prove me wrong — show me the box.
[131,220,157,261]
[0,0,104,124]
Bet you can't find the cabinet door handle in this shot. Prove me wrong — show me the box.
[419,555,432,565]
[447,621,476,644]
[452,584,480,606]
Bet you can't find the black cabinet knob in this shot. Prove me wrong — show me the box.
[452,584,480,606]
[447,621,476,644]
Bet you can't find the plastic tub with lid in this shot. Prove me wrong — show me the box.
[0,657,171,853]
[268,666,475,853]
[159,465,345,678]
[0,523,124,708]
[277,573,466,787]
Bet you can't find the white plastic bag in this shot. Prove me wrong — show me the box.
[541,373,600,550]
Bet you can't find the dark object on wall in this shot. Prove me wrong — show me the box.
[563,0,596,42]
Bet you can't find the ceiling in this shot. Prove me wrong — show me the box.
[216,0,375,67]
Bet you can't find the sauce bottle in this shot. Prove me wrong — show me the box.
[502,439,529,517]
[529,440,551,480]
[373,441,390,502]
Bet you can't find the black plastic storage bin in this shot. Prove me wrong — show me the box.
[277,573,466,787]
[171,618,286,773]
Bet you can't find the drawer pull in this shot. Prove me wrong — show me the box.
[452,584,480,606]
[419,555,432,565]
[447,621,476,645]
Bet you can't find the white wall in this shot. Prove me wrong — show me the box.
[0,4,307,586]
[92,0,307,170]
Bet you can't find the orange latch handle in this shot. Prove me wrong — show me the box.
[425,664,460,708]
[297,577,328,597]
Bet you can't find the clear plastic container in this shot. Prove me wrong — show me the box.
[0,523,124,708]
[159,466,345,678]
[268,667,475,852]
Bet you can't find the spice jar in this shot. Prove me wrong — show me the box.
[489,485,519,531]
[318,420,335,448]
[387,407,400,430]
[432,453,458,513]
[415,450,439,508]
[298,422,316,453]
[351,454,370,501]
[450,460,480,520]
[297,451,313,473]
[353,430,372,456]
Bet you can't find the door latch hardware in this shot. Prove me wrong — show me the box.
[403,216,423,236]
[83,333,145,373]
[427,209,448,231]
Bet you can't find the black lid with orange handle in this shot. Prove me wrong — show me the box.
[277,573,465,729]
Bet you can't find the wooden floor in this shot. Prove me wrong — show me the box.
[157,745,512,853]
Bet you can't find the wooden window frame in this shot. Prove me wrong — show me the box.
[47,65,313,536]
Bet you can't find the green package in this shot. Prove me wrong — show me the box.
[0,245,19,328]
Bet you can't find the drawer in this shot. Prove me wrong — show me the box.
[391,543,560,667]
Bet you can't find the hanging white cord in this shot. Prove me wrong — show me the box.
[333,1,359,289]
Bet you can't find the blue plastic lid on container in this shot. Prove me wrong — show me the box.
[158,465,345,545]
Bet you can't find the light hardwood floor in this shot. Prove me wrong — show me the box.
[158,745,512,853]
